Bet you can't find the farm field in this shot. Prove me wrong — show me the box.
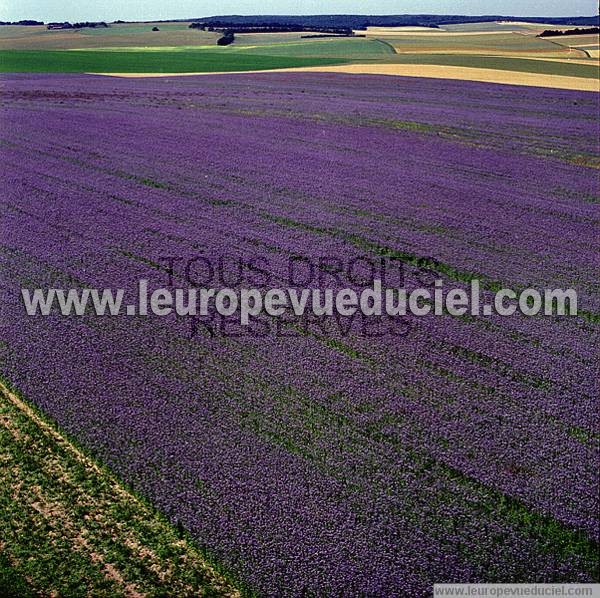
[0,71,598,595]
[550,34,600,47]
[227,37,394,56]
[380,53,600,78]
[379,32,575,55]
[1,20,598,90]
[441,21,574,32]
[0,48,348,73]
[0,22,220,49]
[277,63,598,92]
[550,33,600,58]
[0,379,242,596]
[0,45,598,83]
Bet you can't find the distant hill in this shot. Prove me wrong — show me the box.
[188,14,600,29]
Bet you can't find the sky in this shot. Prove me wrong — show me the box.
[1,1,598,23]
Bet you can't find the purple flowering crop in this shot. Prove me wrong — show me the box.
[0,72,598,595]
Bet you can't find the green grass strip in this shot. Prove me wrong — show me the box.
[0,49,347,73]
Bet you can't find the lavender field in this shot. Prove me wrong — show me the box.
[0,72,598,595]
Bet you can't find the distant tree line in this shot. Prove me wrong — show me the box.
[538,26,599,37]
[190,22,356,35]
[0,20,44,26]
[46,21,108,30]
[188,14,599,30]
[301,33,360,38]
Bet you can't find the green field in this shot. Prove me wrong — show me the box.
[385,53,600,78]
[552,34,599,47]
[0,48,349,73]
[229,37,394,57]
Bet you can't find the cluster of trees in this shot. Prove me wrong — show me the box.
[217,30,235,45]
[0,20,44,25]
[46,21,108,30]
[538,26,599,37]
[69,21,108,29]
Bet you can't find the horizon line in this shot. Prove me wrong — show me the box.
[2,13,600,23]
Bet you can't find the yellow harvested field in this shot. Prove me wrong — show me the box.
[300,64,599,91]
[93,64,600,91]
